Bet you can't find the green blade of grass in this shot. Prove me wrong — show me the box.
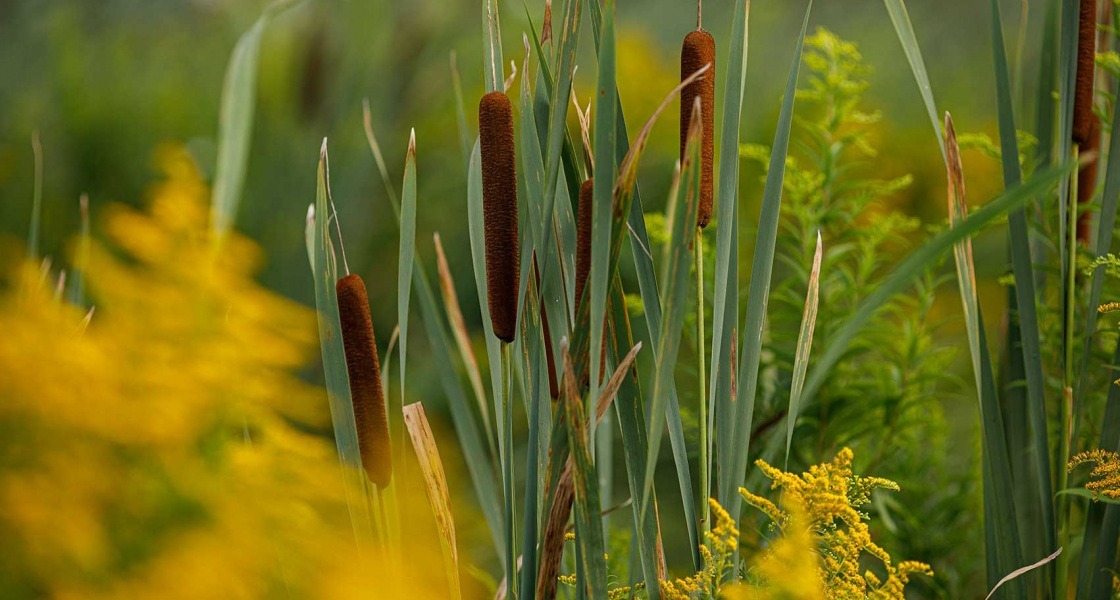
[946,114,1026,595]
[482,0,504,94]
[210,0,299,239]
[560,344,608,600]
[800,159,1076,405]
[307,140,373,542]
[710,0,751,511]
[451,52,473,172]
[398,131,418,447]
[608,277,665,598]
[881,0,946,161]
[989,0,1057,571]
[589,0,617,441]
[641,102,702,523]
[584,0,701,569]
[725,1,813,526]
[784,231,821,467]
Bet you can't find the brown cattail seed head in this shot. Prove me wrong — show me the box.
[1073,0,1098,146]
[1078,115,1101,245]
[575,178,594,314]
[479,90,520,343]
[336,274,392,488]
[681,29,715,228]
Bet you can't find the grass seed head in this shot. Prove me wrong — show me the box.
[1073,0,1097,146]
[681,29,715,228]
[336,273,393,488]
[479,90,520,343]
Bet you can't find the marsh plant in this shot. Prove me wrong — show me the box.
[14,0,1120,599]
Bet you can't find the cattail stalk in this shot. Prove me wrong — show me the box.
[479,90,520,343]
[336,274,392,488]
[681,29,715,227]
[1073,0,1097,146]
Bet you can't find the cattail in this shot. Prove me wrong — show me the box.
[1073,0,1097,146]
[575,178,594,313]
[1078,115,1101,245]
[336,274,392,488]
[681,28,715,228]
[479,90,520,343]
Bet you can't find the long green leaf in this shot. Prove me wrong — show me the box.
[482,0,504,94]
[725,1,813,527]
[710,0,751,512]
[398,131,418,445]
[307,140,373,541]
[784,231,821,466]
[989,0,1056,569]
[881,0,946,161]
[584,0,701,569]
[800,160,1076,404]
[641,102,702,518]
[946,114,1026,595]
[588,0,617,440]
[210,0,299,238]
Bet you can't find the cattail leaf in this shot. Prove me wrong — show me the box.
[945,114,1026,595]
[560,343,608,600]
[362,100,401,212]
[451,52,473,170]
[398,130,418,438]
[584,0,704,570]
[434,232,494,450]
[800,160,1076,409]
[724,1,812,528]
[307,140,373,541]
[641,99,702,525]
[607,278,666,595]
[362,124,505,566]
[783,231,821,466]
[210,0,299,239]
[990,0,1056,573]
[482,0,505,94]
[588,0,617,440]
[709,0,749,524]
[403,402,463,600]
[880,0,946,161]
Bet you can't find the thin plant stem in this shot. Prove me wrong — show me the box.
[1057,143,1078,595]
[500,343,517,598]
[695,226,710,533]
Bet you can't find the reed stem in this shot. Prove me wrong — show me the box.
[695,226,710,534]
[500,343,517,598]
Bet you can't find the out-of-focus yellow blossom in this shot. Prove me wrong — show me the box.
[659,499,740,600]
[0,145,452,599]
[739,448,932,599]
[1070,449,1120,500]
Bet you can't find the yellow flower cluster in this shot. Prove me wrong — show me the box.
[0,145,448,599]
[739,448,932,599]
[1069,449,1120,499]
[659,499,741,600]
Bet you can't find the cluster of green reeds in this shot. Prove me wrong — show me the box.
[197,0,1120,597]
